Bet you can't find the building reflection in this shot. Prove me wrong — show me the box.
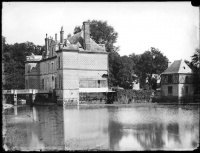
[4,106,64,150]
[63,106,109,150]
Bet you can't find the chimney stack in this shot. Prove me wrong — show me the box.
[83,22,90,50]
[60,26,64,44]
[45,34,49,58]
[55,33,57,43]
[168,61,171,67]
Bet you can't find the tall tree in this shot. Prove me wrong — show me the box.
[2,39,43,89]
[135,47,168,89]
[108,46,121,87]
[185,49,200,91]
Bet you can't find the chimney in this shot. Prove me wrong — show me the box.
[83,22,90,50]
[60,26,64,44]
[55,33,57,43]
[45,34,49,58]
[168,61,171,67]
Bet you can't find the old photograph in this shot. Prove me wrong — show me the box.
[2,1,200,151]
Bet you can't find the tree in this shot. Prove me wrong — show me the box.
[185,49,200,91]
[73,26,81,34]
[135,47,168,89]
[117,55,135,89]
[2,39,43,89]
[108,46,121,87]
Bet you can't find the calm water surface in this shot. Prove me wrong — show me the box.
[3,104,199,151]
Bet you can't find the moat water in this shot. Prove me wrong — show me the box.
[3,104,199,151]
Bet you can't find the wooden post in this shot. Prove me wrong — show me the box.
[32,94,36,104]
[14,106,18,115]
[14,90,17,105]
[32,107,37,121]
[32,89,36,104]
[29,94,33,105]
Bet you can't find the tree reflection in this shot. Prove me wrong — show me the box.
[134,123,165,149]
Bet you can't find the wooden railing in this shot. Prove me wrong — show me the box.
[2,89,50,94]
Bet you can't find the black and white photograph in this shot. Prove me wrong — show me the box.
[2,1,200,151]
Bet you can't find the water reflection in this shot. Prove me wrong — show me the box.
[4,105,199,151]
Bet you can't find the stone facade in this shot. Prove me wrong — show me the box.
[25,22,109,104]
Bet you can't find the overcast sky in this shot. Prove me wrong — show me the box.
[2,2,199,62]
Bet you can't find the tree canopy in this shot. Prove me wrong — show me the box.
[2,36,44,89]
[185,49,200,91]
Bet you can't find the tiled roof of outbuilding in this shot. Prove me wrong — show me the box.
[161,59,192,74]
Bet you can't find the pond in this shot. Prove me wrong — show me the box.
[3,104,199,151]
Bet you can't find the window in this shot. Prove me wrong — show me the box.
[55,77,57,89]
[51,63,53,73]
[26,80,28,89]
[48,63,50,73]
[58,57,60,69]
[186,86,188,95]
[168,86,173,95]
[41,79,44,89]
[52,48,53,57]
[98,80,100,88]
[168,75,172,83]
[28,65,31,73]
[100,80,107,88]
[59,75,62,89]
[185,76,189,83]
[79,80,107,88]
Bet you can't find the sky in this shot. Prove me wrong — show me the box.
[2,2,199,62]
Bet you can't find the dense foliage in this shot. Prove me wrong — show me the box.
[2,36,44,89]
[185,49,200,91]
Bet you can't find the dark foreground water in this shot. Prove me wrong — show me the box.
[3,104,199,151]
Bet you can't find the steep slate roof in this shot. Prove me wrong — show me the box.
[67,31,83,44]
[161,59,192,74]
[66,31,105,52]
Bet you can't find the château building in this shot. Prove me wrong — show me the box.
[25,22,109,104]
[161,59,194,98]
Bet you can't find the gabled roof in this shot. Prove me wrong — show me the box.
[161,59,192,74]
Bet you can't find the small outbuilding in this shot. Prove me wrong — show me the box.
[160,59,194,98]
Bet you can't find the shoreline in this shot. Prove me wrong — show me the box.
[3,102,199,108]
[32,102,200,107]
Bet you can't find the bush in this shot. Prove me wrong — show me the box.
[115,89,153,104]
[180,95,194,103]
